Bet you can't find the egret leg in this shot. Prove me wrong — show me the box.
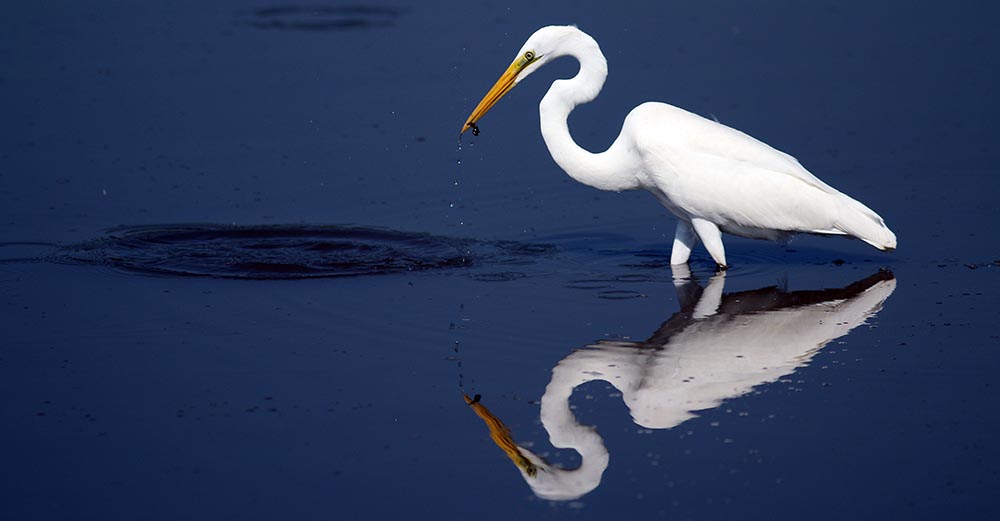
[690,218,727,269]
[670,220,696,265]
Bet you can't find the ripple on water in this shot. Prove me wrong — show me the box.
[565,279,614,290]
[616,244,855,281]
[720,248,802,279]
[56,224,482,280]
[564,270,658,299]
[471,272,528,282]
[38,225,865,283]
[597,290,645,300]
[239,5,403,31]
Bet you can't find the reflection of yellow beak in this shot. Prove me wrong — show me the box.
[461,59,524,134]
[463,394,538,477]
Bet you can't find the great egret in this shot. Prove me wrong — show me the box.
[461,26,896,268]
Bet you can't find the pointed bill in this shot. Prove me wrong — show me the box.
[461,60,524,134]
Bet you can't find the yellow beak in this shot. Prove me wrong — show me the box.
[461,59,525,135]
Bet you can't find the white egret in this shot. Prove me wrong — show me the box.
[462,26,896,268]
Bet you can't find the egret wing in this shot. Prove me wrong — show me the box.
[633,103,841,195]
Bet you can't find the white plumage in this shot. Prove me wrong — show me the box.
[463,26,896,268]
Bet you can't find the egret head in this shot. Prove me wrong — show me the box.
[461,25,587,135]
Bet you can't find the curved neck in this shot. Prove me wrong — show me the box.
[539,33,639,192]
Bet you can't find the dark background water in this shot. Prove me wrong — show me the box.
[2,1,998,520]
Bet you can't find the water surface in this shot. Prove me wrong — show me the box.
[1,1,998,520]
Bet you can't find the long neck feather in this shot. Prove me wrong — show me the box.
[538,32,639,192]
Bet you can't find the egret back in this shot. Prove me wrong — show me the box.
[623,102,895,247]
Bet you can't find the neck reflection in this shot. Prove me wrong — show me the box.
[466,267,896,501]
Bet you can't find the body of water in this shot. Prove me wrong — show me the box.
[2,1,998,519]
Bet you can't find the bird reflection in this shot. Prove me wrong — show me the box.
[465,267,895,501]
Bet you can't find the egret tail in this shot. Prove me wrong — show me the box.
[834,196,897,251]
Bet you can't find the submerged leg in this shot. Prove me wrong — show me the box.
[690,218,727,269]
[670,220,697,265]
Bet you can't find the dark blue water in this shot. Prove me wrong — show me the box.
[2,1,999,520]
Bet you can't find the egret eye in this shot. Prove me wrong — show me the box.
[524,51,535,61]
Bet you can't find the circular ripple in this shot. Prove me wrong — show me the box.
[57,224,479,280]
[597,290,645,300]
[471,272,528,282]
[615,273,653,283]
[617,246,811,281]
[565,279,614,290]
[241,5,402,31]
